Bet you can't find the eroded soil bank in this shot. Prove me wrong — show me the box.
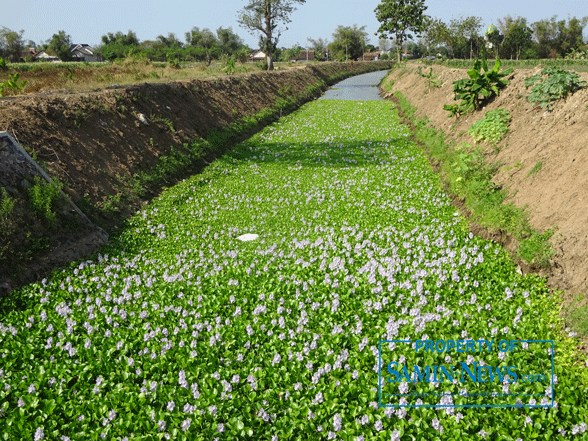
[0,61,390,293]
[380,63,588,343]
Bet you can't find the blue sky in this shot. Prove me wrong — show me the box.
[6,0,588,49]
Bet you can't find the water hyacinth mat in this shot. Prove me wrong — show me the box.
[1,100,587,440]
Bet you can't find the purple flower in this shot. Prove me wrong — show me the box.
[181,419,191,432]
[34,428,44,441]
[333,413,342,432]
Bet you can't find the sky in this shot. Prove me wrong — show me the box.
[5,0,588,49]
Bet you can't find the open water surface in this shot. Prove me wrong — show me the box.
[319,69,389,101]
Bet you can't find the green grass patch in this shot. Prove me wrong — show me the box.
[527,161,543,176]
[468,108,511,145]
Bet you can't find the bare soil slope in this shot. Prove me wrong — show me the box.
[381,64,588,310]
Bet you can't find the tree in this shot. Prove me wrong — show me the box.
[237,0,306,70]
[216,27,245,56]
[374,0,428,62]
[532,16,588,58]
[449,16,482,59]
[0,27,25,62]
[101,30,139,46]
[47,30,73,61]
[498,16,532,59]
[329,25,368,61]
[307,37,328,61]
[378,37,391,52]
[156,33,183,48]
[97,30,140,61]
[418,17,450,57]
[278,43,303,62]
[185,27,219,65]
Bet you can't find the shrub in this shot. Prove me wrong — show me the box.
[468,108,511,145]
[416,66,442,93]
[0,73,27,96]
[443,52,513,117]
[0,188,15,225]
[27,176,63,227]
[525,67,587,110]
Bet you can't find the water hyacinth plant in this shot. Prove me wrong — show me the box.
[0,99,587,440]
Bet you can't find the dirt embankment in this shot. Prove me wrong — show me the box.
[0,61,390,292]
[381,63,588,310]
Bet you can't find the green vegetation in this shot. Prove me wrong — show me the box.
[411,15,586,61]
[0,188,15,224]
[151,116,175,132]
[237,0,307,70]
[416,66,442,92]
[524,67,587,110]
[27,177,63,228]
[1,98,586,440]
[375,0,428,62]
[0,72,27,96]
[47,30,74,62]
[444,53,513,117]
[518,228,555,268]
[564,300,588,338]
[468,108,511,145]
[328,25,369,61]
[527,160,543,176]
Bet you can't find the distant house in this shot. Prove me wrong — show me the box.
[359,52,380,61]
[293,50,314,62]
[248,50,267,62]
[70,44,101,62]
[34,51,60,62]
[20,47,38,62]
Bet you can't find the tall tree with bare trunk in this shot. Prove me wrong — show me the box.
[374,0,428,63]
[237,0,306,70]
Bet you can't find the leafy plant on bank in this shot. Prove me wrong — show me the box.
[0,73,27,96]
[416,66,442,93]
[518,228,555,268]
[0,188,15,226]
[222,55,239,75]
[468,108,511,145]
[443,52,513,117]
[524,67,587,110]
[27,176,63,228]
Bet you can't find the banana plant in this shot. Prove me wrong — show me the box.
[444,51,513,117]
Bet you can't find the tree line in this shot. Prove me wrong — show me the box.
[374,0,587,62]
[2,0,586,69]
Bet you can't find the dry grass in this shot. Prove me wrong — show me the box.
[0,59,306,95]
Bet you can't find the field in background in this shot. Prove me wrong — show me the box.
[0,59,313,95]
